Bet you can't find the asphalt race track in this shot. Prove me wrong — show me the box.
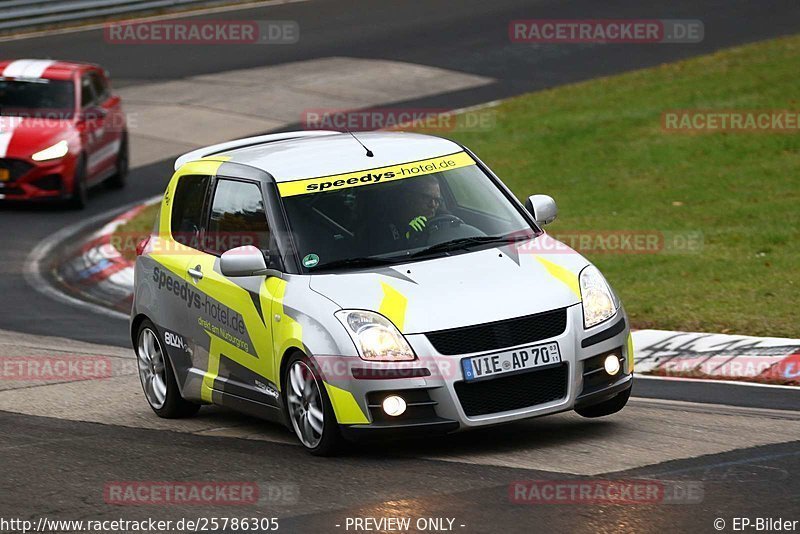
[1,1,799,532]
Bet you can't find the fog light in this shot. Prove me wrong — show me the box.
[604,354,621,376]
[382,395,407,417]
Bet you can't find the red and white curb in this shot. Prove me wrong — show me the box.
[54,196,160,314]
[633,330,800,386]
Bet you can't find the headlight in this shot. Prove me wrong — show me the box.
[580,265,617,328]
[335,310,416,362]
[31,140,69,161]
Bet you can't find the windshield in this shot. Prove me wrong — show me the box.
[279,152,536,272]
[0,79,75,118]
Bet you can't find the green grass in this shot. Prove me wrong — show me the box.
[114,35,800,336]
[113,203,159,263]
[424,35,800,336]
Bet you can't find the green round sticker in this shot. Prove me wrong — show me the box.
[302,254,320,268]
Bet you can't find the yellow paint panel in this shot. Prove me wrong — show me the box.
[201,331,223,402]
[535,256,581,299]
[626,332,635,373]
[324,382,369,424]
[379,282,408,331]
[263,276,303,390]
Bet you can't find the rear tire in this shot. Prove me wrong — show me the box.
[135,319,200,419]
[284,353,343,456]
[575,387,631,418]
[106,133,128,190]
[68,155,89,209]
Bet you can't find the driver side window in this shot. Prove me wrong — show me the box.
[206,179,271,256]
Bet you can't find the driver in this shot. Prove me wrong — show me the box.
[395,176,444,241]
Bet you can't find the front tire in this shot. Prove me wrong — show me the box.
[284,353,343,456]
[135,320,200,419]
[575,387,631,418]
[68,155,89,209]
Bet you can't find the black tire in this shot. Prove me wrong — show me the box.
[135,319,200,419]
[283,352,344,456]
[106,133,128,190]
[68,155,89,209]
[575,387,631,418]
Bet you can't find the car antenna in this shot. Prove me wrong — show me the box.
[345,129,374,157]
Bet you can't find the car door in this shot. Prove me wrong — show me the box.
[87,69,123,180]
[186,177,282,408]
[150,172,212,389]
[77,72,106,184]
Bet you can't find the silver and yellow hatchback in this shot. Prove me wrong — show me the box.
[131,131,633,455]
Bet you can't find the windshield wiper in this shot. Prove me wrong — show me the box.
[312,256,398,272]
[409,234,524,258]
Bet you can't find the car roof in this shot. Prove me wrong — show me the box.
[0,59,98,81]
[205,131,465,182]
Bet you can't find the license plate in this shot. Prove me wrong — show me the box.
[462,342,561,381]
[0,169,9,182]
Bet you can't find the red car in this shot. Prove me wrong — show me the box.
[0,59,128,208]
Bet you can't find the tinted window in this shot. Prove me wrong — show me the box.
[80,75,96,108]
[281,164,532,271]
[171,175,210,250]
[207,179,270,255]
[0,80,75,117]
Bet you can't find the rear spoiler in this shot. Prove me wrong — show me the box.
[173,130,339,171]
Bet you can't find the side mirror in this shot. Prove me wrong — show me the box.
[220,246,281,278]
[525,194,558,226]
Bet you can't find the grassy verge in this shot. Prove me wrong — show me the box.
[113,35,800,336]
[113,203,159,263]
[421,35,799,337]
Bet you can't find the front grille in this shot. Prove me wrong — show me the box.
[426,308,567,355]
[454,363,568,417]
[0,158,34,182]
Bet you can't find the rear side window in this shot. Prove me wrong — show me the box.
[89,71,110,102]
[171,175,210,250]
[80,75,96,108]
[206,179,270,255]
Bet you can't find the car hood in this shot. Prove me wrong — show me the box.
[0,116,74,158]
[308,235,588,334]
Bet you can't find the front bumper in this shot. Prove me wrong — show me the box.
[336,304,632,436]
[0,156,76,200]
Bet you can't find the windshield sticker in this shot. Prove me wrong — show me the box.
[277,151,476,197]
[302,253,320,268]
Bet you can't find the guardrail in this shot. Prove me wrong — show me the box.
[0,0,233,33]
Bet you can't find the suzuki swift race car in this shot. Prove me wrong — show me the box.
[131,130,633,455]
[0,59,128,208]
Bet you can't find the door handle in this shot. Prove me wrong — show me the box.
[188,266,203,280]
